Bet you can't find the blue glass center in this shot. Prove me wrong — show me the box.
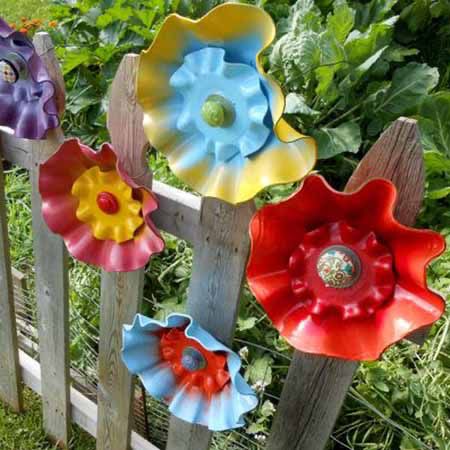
[181,347,207,372]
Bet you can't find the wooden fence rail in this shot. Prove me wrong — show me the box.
[0,32,428,450]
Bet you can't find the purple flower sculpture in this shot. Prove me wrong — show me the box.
[0,18,59,139]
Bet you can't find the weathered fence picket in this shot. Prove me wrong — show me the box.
[29,32,71,448]
[166,198,255,450]
[0,31,431,450]
[0,157,22,413]
[96,54,150,450]
[267,117,426,450]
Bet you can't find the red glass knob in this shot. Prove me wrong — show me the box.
[96,191,120,214]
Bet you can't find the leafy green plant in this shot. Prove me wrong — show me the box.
[269,0,441,160]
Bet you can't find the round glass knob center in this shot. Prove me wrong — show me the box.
[96,192,120,215]
[201,95,234,128]
[181,347,207,372]
[0,60,18,84]
[317,245,361,289]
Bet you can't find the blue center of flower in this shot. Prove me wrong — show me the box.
[169,47,271,162]
[181,347,207,372]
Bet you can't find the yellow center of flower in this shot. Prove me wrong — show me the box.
[71,166,144,243]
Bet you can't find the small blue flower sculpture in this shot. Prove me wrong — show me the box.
[122,313,258,431]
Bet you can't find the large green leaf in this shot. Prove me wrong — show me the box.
[311,121,362,159]
[354,0,399,30]
[270,30,321,88]
[369,63,439,122]
[338,46,388,105]
[327,0,355,43]
[289,0,323,33]
[400,0,432,32]
[285,93,320,116]
[314,29,346,99]
[419,91,450,157]
[344,16,397,67]
[424,151,450,174]
[61,48,92,75]
[245,355,273,386]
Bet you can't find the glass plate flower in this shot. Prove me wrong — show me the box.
[247,175,446,361]
[137,3,316,204]
[39,138,164,272]
[122,313,258,431]
[0,18,59,139]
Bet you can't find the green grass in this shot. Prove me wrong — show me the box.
[0,0,51,24]
[0,388,94,450]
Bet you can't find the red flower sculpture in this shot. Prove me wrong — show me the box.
[39,138,164,272]
[247,175,446,360]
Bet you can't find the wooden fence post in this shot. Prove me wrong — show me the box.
[166,198,255,450]
[266,118,426,450]
[29,32,71,448]
[0,157,23,412]
[96,54,150,450]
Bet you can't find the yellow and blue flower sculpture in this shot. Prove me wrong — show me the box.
[137,3,317,204]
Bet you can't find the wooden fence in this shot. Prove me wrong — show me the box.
[0,32,428,450]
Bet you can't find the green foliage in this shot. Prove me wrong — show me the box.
[419,91,450,158]
[269,0,444,161]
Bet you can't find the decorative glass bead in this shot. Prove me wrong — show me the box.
[181,346,207,372]
[0,60,17,84]
[317,245,361,289]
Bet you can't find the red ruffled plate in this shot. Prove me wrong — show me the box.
[247,175,446,360]
[39,138,164,272]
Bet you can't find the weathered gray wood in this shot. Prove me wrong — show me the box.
[97,271,145,450]
[0,132,31,169]
[166,198,255,450]
[267,117,426,450]
[0,159,23,412]
[152,180,201,244]
[28,32,71,448]
[96,54,150,450]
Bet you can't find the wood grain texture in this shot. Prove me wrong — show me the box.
[97,271,145,450]
[96,54,150,450]
[0,159,22,412]
[34,32,66,116]
[345,117,424,227]
[107,54,150,187]
[267,118,426,450]
[152,181,201,245]
[166,198,256,450]
[29,32,70,448]
[0,133,31,169]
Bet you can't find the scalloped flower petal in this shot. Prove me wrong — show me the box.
[39,138,164,272]
[137,4,317,204]
[0,18,59,139]
[247,175,446,361]
[122,313,258,431]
